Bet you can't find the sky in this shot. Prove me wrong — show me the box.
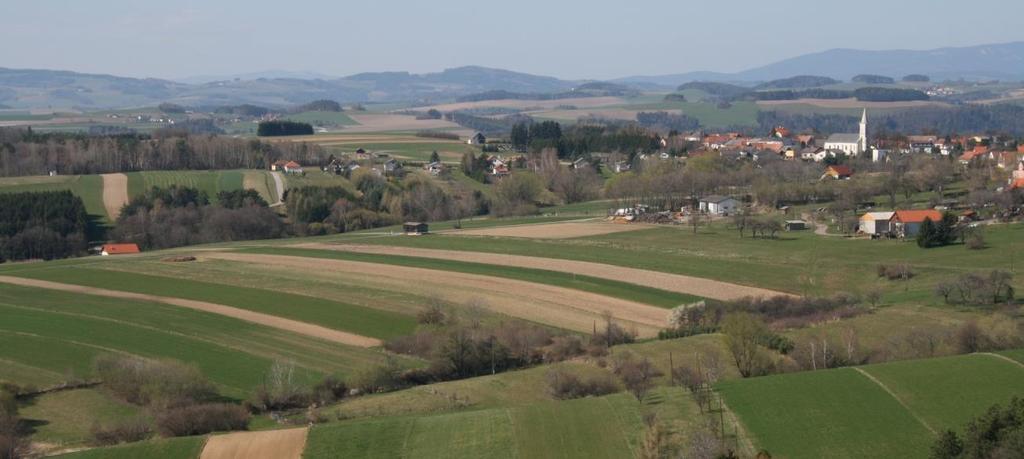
[2,0,1023,81]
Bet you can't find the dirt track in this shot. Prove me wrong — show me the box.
[200,427,307,459]
[100,173,128,220]
[453,221,648,239]
[0,275,381,348]
[203,252,669,337]
[298,243,789,301]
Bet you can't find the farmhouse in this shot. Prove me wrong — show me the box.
[699,195,739,216]
[823,109,868,156]
[283,161,303,174]
[384,159,403,176]
[467,132,486,145]
[100,243,140,256]
[859,211,895,236]
[424,161,444,176]
[403,222,428,235]
[785,220,808,231]
[821,165,854,180]
[893,209,944,238]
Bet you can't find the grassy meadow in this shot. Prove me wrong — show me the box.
[0,174,107,221]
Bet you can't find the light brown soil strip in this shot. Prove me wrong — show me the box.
[200,427,308,459]
[100,173,128,221]
[0,276,381,348]
[296,243,788,301]
[203,252,669,338]
[853,367,937,435]
[452,221,648,239]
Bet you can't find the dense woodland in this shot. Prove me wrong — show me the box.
[0,127,326,176]
[256,120,314,136]
[0,191,93,262]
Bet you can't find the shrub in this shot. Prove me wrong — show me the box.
[94,355,216,408]
[877,263,914,281]
[965,233,986,250]
[612,353,664,402]
[90,417,152,446]
[351,357,405,394]
[247,361,310,413]
[416,302,447,325]
[542,336,585,362]
[154,403,249,437]
[311,375,348,405]
[545,368,619,400]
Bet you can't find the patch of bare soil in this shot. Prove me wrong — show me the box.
[200,427,308,459]
[452,221,650,239]
[100,173,128,220]
[298,243,789,301]
[0,276,381,348]
[201,252,669,338]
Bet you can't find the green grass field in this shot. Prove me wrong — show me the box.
[305,393,644,459]
[0,174,108,221]
[126,170,245,202]
[718,353,1024,458]
[52,436,206,459]
[3,264,417,340]
[19,389,141,446]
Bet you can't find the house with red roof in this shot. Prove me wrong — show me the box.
[821,165,853,180]
[893,210,944,238]
[100,243,140,256]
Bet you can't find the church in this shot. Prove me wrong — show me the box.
[823,109,868,156]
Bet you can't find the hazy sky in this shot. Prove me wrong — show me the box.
[2,0,1023,80]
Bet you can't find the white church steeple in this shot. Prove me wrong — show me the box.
[858,108,868,154]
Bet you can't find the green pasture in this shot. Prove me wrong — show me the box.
[0,174,107,221]
[53,436,205,459]
[284,111,357,126]
[125,170,246,202]
[4,264,417,340]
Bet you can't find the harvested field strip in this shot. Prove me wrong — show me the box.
[243,170,276,204]
[52,436,206,459]
[252,246,701,308]
[200,427,308,459]
[301,243,785,301]
[859,353,1024,432]
[0,274,384,348]
[100,173,128,221]
[6,266,414,341]
[717,367,934,458]
[0,284,398,383]
[203,251,670,338]
[451,220,650,239]
[305,393,643,459]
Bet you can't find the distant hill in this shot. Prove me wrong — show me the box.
[0,66,579,110]
[615,42,1024,86]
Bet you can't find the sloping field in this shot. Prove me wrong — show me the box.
[53,437,206,459]
[452,220,650,239]
[860,353,1024,432]
[718,353,1024,458]
[242,170,277,204]
[421,96,627,112]
[125,170,246,202]
[100,173,128,220]
[0,275,381,348]
[0,284,398,394]
[253,246,700,308]
[304,393,642,459]
[20,389,140,447]
[2,264,415,341]
[203,251,670,337]
[299,243,786,300]
[200,428,307,459]
[757,98,947,109]
[0,174,107,221]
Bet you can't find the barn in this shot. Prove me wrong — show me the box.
[403,222,429,235]
[101,243,140,256]
[859,212,895,236]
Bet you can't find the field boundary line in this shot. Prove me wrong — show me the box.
[0,275,382,348]
[979,352,1024,369]
[852,367,937,435]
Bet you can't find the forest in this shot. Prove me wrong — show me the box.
[0,190,93,262]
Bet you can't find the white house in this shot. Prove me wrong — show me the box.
[823,109,868,156]
[698,195,739,216]
[859,211,895,236]
[467,132,486,145]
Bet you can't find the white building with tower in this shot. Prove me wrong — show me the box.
[823,109,868,156]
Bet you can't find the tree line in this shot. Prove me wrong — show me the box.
[0,127,327,177]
